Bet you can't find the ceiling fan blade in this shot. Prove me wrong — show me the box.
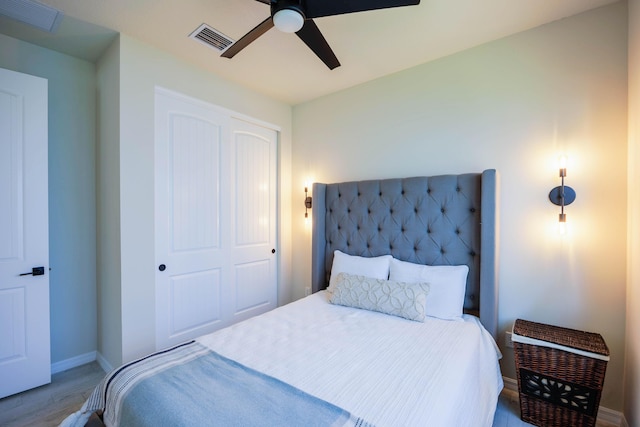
[305,0,420,18]
[222,16,274,59]
[295,19,340,70]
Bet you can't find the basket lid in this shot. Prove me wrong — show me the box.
[513,319,609,357]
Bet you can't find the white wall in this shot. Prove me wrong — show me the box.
[96,36,122,368]
[292,3,627,411]
[0,34,98,365]
[97,34,293,366]
[626,0,640,424]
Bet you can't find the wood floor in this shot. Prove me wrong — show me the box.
[0,362,613,427]
[0,362,105,427]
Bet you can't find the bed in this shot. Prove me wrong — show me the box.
[62,170,502,427]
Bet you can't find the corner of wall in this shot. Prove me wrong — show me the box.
[625,0,640,425]
[95,35,123,368]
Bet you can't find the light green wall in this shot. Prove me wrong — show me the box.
[0,33,97,365]
[626,0,640,424]
[293,3,627,411]
[100,34,293,365]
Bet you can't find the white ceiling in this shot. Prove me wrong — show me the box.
[1,0,619,105]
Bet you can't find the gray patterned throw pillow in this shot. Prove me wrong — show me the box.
[329,272,430,322]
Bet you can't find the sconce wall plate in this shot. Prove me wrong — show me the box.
[548,186,576,206]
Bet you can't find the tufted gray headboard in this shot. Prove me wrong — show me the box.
[311,170,499,339]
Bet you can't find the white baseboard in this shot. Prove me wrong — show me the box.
[501,376,519,396]
[51,351,97,374]
[619,415,630,427]
[51,351,113,375]
[95,351,113,373]
[502,376,628,427]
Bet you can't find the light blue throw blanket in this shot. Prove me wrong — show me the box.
[84,341,372,427]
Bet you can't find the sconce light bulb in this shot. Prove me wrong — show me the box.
[558,155,568,168]
[557,213,567,235]
[558,155,568,177]
[558,221,567,236]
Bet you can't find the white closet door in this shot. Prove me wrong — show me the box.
[226,118,277,325]
[155,89,277,350]
[0,68,50,398]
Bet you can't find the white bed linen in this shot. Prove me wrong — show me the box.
[197,291,503,427]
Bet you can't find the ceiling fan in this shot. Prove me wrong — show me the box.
[222,0,421,70]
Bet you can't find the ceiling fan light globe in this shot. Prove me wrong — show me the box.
[273,9,304,33]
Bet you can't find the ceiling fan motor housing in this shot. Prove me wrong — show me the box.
[271,0,305,19]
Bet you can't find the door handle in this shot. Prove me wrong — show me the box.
[19,267,45,276]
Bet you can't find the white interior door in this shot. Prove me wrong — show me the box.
[155,88,277,350]
[227,118,277,324]
[0,68,50,399]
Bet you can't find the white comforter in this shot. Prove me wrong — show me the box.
[197,291,503,427]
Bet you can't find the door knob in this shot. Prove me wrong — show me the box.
[20,267,45,276]
[158,264,166,272]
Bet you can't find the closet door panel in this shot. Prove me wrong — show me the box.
[155,89,230,350]
[227,119,277,324]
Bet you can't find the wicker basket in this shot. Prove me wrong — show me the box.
[512,319,609,427]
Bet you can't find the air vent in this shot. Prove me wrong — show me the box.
[189,24,235,52]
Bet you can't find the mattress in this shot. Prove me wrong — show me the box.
[63,291,503,427]
[198,291,503,426]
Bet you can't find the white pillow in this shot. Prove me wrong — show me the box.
[328,250,392,291]
[388,258,469,321]
[329,273,430,322]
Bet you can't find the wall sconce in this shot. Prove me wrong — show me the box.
[304,186,312,218]
[548,156,576,232]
